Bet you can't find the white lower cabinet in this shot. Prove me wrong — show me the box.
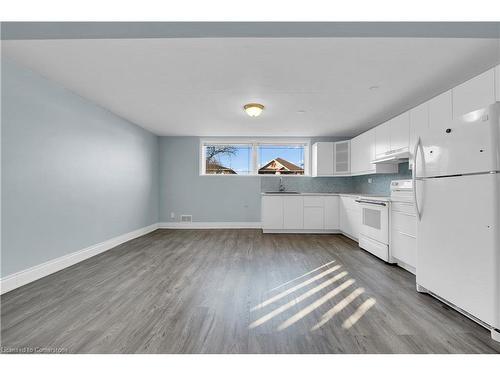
[339,196,361,240]
[261,196,284,230]
[303,196,324,230]
[324,196,340,229]
[261,194,362,236]
[283,196,304,229]
[262,194,341,232]
[304,207,324,229]
[390,202,417,274]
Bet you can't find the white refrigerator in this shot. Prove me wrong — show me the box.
[413,102,500,342]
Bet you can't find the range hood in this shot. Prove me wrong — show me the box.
[371,148,410,164]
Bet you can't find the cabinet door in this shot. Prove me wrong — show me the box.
[351,129,376,175]
[334,141,350,175]
[283,196,304,229]
[452,68,495,118]
[339,197,348,234]
[346,204,361,240]
[312,142,334,176]
[324,196,340,230]
[428,90,452,135]
[261,196,283,230]
[363,128,377,172]
[375,121,391,156]
[390,112,410,151]
[409,102,429,169]
[304,207,324,230]
[496,65,500,101]
[350,135,362,175]
[340,197,358,238]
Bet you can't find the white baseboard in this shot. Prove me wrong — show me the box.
[158,221,262,229]
[0,223,159,295]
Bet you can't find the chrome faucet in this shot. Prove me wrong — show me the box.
[279,176,285,192]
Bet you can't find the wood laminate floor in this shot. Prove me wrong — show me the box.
[1,229,499,354]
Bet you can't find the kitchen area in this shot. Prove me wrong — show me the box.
[262,63,500,341]
[262,178,416,273]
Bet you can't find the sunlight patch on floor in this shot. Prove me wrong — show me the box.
[342,298,376,329]
[248,270,348,329]
[276,278,356,331]
[251,265,341,311]
[268,260,336,292]
[310,287,365,331]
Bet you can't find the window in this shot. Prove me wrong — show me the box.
[200,139,309,176]
[257,144,305,175]
[204,144,252,175]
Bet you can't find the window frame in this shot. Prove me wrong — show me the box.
[199,138,311,177]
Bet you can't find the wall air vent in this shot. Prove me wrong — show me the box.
[180,215,192,223]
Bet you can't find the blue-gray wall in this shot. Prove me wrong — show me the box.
[1,59,409,277]
[159,137,261,222]
[1,59,160,277]
[158,137,408,223]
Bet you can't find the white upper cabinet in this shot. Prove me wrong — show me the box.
[350,133,364,175]
[375,121,391,156]
[496,65,500,101]
[347,66,497,176]
[351,129,375,175]
[375,112,409,158]
[312,142,334,176]
[333,140,350,175]
[390,112,410,152]
[452,68,495,118]
[429,90,452,133]
[312,141,350,176]
[409,102,429,169]
[351,128,397,175]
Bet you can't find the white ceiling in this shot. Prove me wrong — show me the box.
[3,37,499,137]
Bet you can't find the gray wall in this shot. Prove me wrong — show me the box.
[158,137,407,223]
[159,136,350,223]
[1,59,160,277]
[1,58,407,277]
[159,137,261,222]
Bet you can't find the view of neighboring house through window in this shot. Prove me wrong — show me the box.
[204,144,252,175]
[257,144,305,175]
[201,140,308,175]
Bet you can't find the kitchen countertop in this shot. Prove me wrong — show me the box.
[261,192,390,201]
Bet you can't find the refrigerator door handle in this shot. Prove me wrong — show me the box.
[413,137,422,221]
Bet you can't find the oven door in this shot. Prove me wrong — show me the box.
[356,199,389,244]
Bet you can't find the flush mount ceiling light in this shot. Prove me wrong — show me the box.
[243,103,264,117]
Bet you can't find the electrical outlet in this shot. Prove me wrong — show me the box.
[170,212,175,219]
[368,178,373,184]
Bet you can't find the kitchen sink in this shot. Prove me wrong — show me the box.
[265,191,300,194]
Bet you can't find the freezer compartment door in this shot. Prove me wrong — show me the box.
[416,173,499,327]
[416,103,500,178]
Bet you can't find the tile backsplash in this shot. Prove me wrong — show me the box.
[351,162,412,195]
[260,163,411,196]
[261,176,354,193]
